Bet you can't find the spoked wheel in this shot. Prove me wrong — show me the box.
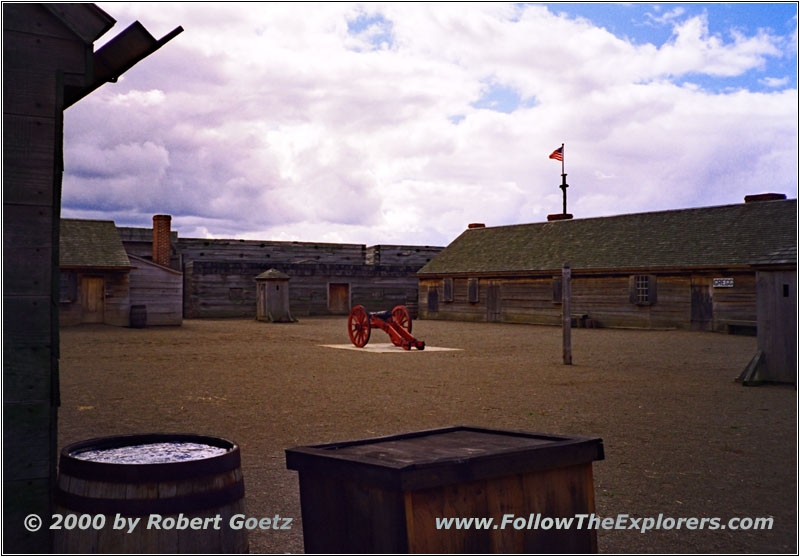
[348,305,371,347]
[391,305,412,333]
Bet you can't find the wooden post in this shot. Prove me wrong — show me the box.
[562,263,572,365]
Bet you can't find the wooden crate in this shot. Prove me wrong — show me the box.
[286,426,604,553]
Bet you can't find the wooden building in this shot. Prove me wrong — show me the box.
[753,248,797,383]
[3,4,181,551]
[59,219,133,326]
[255,269,295,322]
[128,255,183,326]
[417,198,796,333]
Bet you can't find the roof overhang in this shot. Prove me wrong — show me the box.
[416,265,758,279]
[64,21,183,108]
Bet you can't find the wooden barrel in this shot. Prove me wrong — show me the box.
[130,305,147,328]
[55,434,248,554]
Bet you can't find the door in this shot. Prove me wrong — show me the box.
[328,283,350,314]
[690,278,712,331]
[81,276,105,323]
[487,283,501,322]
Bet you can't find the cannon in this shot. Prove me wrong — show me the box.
[347,305,425,350]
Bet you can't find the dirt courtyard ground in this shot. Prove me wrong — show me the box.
[58,318,796,554]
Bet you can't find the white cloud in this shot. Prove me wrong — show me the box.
[60,3,797,246]
[760,76,790,88]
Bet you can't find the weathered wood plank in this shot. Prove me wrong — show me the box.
[3,345,51,403]
[3,296,52,347]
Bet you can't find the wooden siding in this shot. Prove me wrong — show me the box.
[128,256,182,326]
[184,261,420,318]
[420,271,757,331]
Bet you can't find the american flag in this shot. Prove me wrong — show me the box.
[549,146,563,162]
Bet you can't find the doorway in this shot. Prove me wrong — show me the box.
[328,283,350,314]
[487,283,501,322]
[80,276,105,323]
[690,278,712,331]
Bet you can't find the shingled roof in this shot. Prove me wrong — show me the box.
[60,219,131,269]
[418,199,797,276]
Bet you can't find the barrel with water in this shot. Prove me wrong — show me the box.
[55,433,248,553]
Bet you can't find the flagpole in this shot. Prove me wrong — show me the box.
[560,143,568,215]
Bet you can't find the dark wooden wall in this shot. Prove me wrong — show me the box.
[184,261,421,318]
[756,269,796,383]
[419,270,758,331]
[3,4,93,551]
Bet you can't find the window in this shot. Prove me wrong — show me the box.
[229,287,244,300]
[59,271,77,302]
[443,278,454,302]
[629,275,657,306]
[635,275,649,304]
[468,278,479,304]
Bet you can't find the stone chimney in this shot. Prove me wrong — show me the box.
[152,214,172,267]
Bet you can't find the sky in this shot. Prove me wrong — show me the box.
[61,2,798,247]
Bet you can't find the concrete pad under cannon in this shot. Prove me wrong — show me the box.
[320,343,462,353]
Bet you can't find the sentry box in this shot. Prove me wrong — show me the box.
[285,426,604,553]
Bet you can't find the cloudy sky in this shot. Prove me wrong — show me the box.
[62,2,798,247]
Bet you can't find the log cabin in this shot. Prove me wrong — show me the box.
[417,197,796,334]
[59,219,133,326]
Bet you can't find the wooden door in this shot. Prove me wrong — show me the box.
[328,283,349,314]
[487,283,501,322]
[81,276,105,323]
[691,278,712,331]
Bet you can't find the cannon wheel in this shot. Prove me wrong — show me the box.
[391,305,412,334]
[348,305,371,347]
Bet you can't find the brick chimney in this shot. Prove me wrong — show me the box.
[744,193,786,203]
[152,214,172,267]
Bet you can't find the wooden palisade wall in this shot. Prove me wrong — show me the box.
[185,261,421,318]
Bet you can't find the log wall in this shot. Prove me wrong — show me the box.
[59,272,130,327]
[419,270,757,331]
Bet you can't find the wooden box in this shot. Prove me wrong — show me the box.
[286,426,604,553]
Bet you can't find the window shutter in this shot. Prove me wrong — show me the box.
[648,275,657,305]
[60,271,77,302]
[553,276,563,303]
[443,278,454,302]
[468,278,479,304]
[628,276,637,304]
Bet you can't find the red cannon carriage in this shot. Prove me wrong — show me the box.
[347,305,425,350]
